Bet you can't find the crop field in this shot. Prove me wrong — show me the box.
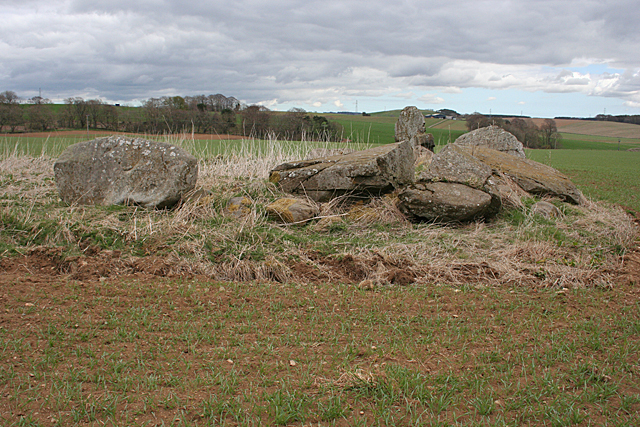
[326,114,465,147]
[1,116,639,426]
[557,136,640,151]
[549,119,640,140]
[527,149,640,213]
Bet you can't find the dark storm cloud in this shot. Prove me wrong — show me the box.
[1,0,639,108]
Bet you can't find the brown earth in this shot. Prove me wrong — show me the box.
[1,242,639,426]
[5,240,638,292]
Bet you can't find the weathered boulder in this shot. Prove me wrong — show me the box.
[397,144,501,222]
[461,146,586,204]
[531,201,562,218]
[266,198,319,224]
[269,141,414,202]
[454,125,526,158]
[223,196,252,218]
[483,172,529,209]
[414,146,434,169]
[413,144,528,211]
[395,106,435,151]
[398,182,500,222]
[54,136,198,208]
[419,144,493,189]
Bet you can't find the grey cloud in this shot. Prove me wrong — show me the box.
[1,0,639,107]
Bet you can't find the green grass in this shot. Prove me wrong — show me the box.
[325,113,465,146]
[559,134,640,150]
[2,278,638,426]
[527,149,640,212]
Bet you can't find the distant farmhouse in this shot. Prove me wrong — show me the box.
[426,109,461,120]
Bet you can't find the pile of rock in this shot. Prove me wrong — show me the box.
[396,126,584,222]
[268,110,585,224]
[52,108,585,226]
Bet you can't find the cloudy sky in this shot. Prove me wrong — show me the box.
[2,0,639,117]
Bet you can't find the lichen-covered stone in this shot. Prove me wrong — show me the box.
[269,141,414,202]
[461,146,586,204]
[395,106,434,151]
[54,136,198,208]
[418,144,493,189]
[223,196,252,218]
[266,198,319,224]
[455,125,526,158]
[306,148,355,159]
[398,182,500,222]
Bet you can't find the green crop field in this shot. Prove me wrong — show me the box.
[559,134,640,150]
[326,114,465,146]
[527,149,640,213]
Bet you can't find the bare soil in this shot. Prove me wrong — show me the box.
[1,242,639,425]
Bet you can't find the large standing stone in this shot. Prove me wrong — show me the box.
[269,141,414,202]
[54,136,198,208]
[395,106,434,151]
[455,125,526,158]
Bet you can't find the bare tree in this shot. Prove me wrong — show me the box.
[241,105,270,137]
[465,113,497,131]
[26,104,56,131]
[85,99,104,129]
[220,109,236,134]
[29,96,51,105]
[0,90,19,105]
[64,97,89,128]
[504,118,540,148]
[100,104,119,131]
[0,104,23,132]
[539,119,562,148]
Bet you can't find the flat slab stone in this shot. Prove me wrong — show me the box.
[460,146,586,204]
[418,144,493,189]
[269,141,414,202]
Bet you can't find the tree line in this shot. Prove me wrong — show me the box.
[0,91,344,141]
[465,113,562,149]
[589,114,640,126]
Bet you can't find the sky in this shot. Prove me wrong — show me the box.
[1,0,640,118]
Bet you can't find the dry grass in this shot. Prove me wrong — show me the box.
[0,136,637,291]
